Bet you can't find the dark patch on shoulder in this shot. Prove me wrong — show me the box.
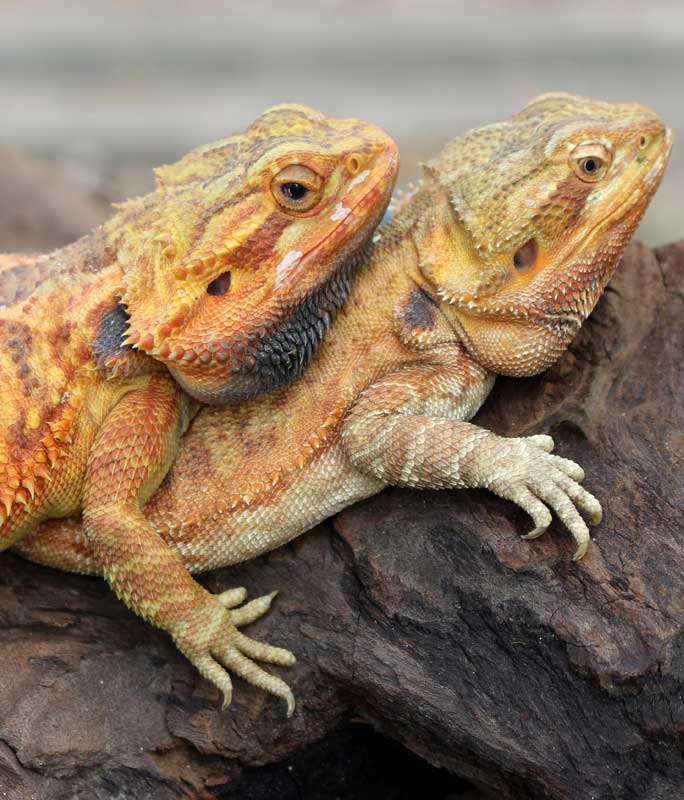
[404,288,438,330]
[93,303,131,365]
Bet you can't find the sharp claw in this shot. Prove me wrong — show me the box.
[522,526,548,540]
[570,525,590,561]
[284,690,296,718]
[589,507,603,526]
[572,539,589,561]
[221,686,233,710]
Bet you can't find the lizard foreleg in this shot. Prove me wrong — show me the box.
[341,347,601,559]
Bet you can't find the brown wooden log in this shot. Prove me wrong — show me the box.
[1,150,684,799]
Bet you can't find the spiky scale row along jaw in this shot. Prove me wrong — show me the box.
[418,93,672,376]
[114,104,399,404]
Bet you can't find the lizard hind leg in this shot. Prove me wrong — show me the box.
[82,373,296,714]
[13,521,297,713]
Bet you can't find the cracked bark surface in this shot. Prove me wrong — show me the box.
[2,153,684,799]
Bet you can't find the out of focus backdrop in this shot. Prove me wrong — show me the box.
[1,0,682,245]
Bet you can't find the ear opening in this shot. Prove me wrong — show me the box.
[513,239,538,271]
[207,271,232,296]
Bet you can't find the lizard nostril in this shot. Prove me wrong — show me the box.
[347,154,361,174]
[513,239,538,271]
[207,271,232,296]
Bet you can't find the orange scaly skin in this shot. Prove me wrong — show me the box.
[0,105,398,715]
[16,94,671,714]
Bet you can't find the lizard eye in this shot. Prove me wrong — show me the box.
[272,165,324,213]
[570,143,611,182]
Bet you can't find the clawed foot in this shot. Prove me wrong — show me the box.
[483,434,602,560]
[175,587,296,716]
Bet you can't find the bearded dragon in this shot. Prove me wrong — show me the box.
[0,105,398,713]
[13,93,671,716]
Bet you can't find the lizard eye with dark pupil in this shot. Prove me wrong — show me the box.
[272,164,323,212]
[281,182,308,201]
[570,145,610,182]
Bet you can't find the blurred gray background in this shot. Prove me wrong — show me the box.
[1,0,682,245]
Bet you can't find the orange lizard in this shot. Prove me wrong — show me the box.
[12,93,671,715]
[0,104,398,714]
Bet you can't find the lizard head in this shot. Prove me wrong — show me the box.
[419,92,671,376]
[115,104,398,403]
